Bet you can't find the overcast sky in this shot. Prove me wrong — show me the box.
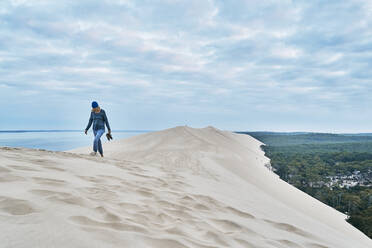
[1,0,372,132]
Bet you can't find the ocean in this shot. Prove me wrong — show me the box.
[0,130,150,151]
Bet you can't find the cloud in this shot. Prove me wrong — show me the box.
[0,0,372,131]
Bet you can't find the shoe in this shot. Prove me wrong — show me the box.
[90,152,97,156]
[106,133,113,141]
[100,153,104,157]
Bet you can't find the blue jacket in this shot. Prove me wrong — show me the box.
[85,109,111,132]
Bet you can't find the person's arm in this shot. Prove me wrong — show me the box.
[103,110,111,133]
[85,112,93,133]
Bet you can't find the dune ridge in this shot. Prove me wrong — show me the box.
[0,126,371,247]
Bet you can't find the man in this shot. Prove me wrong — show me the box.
[85,101,111,157]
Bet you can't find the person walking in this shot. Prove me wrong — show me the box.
[85,101,111,157]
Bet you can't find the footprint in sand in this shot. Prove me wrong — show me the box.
[155,199,191,211]
[225,206,255,219]
[0,196,37,215]
[78,176,106,184]
[191,194,222,207]
[30,189,88,207]
[78,186,118,202]
[48,195,87,207]
[202,230,230,247]
[193,203,210,211]
[275,239,304,248]
[32,177,66,186]
[97,175,123,183]
[210,218,244,232]
[263,219,318,240]
[162,208,194,220]
[94,206,122,222]
[135,188,154,198]
[209,218,262,238]
[177,194,222,213]
[187,194,230,213]
[305,243,330,248]
[137,209,177,226]
[69,215,148,234]
[234,238,260,248]
[142,237,188,248]
[128,172,153,179]
[118,201,145,212]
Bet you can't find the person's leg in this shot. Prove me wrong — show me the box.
[93,130,98,153]
[94,129,105,156]
[98,137,103,155]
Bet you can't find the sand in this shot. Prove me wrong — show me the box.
[0,126,371,248]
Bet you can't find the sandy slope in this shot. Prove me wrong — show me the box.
[0,126,371,248]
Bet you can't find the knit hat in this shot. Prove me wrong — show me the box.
[91,101,99,108]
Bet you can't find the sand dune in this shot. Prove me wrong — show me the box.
[0,126,371,247]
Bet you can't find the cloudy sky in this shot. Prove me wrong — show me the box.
[1,0,372,132]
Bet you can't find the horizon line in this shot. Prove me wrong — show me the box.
[1,129,372,135]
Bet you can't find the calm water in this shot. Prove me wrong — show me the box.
[0,130,150,151]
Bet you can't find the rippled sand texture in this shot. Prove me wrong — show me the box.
[0,126,371,248]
